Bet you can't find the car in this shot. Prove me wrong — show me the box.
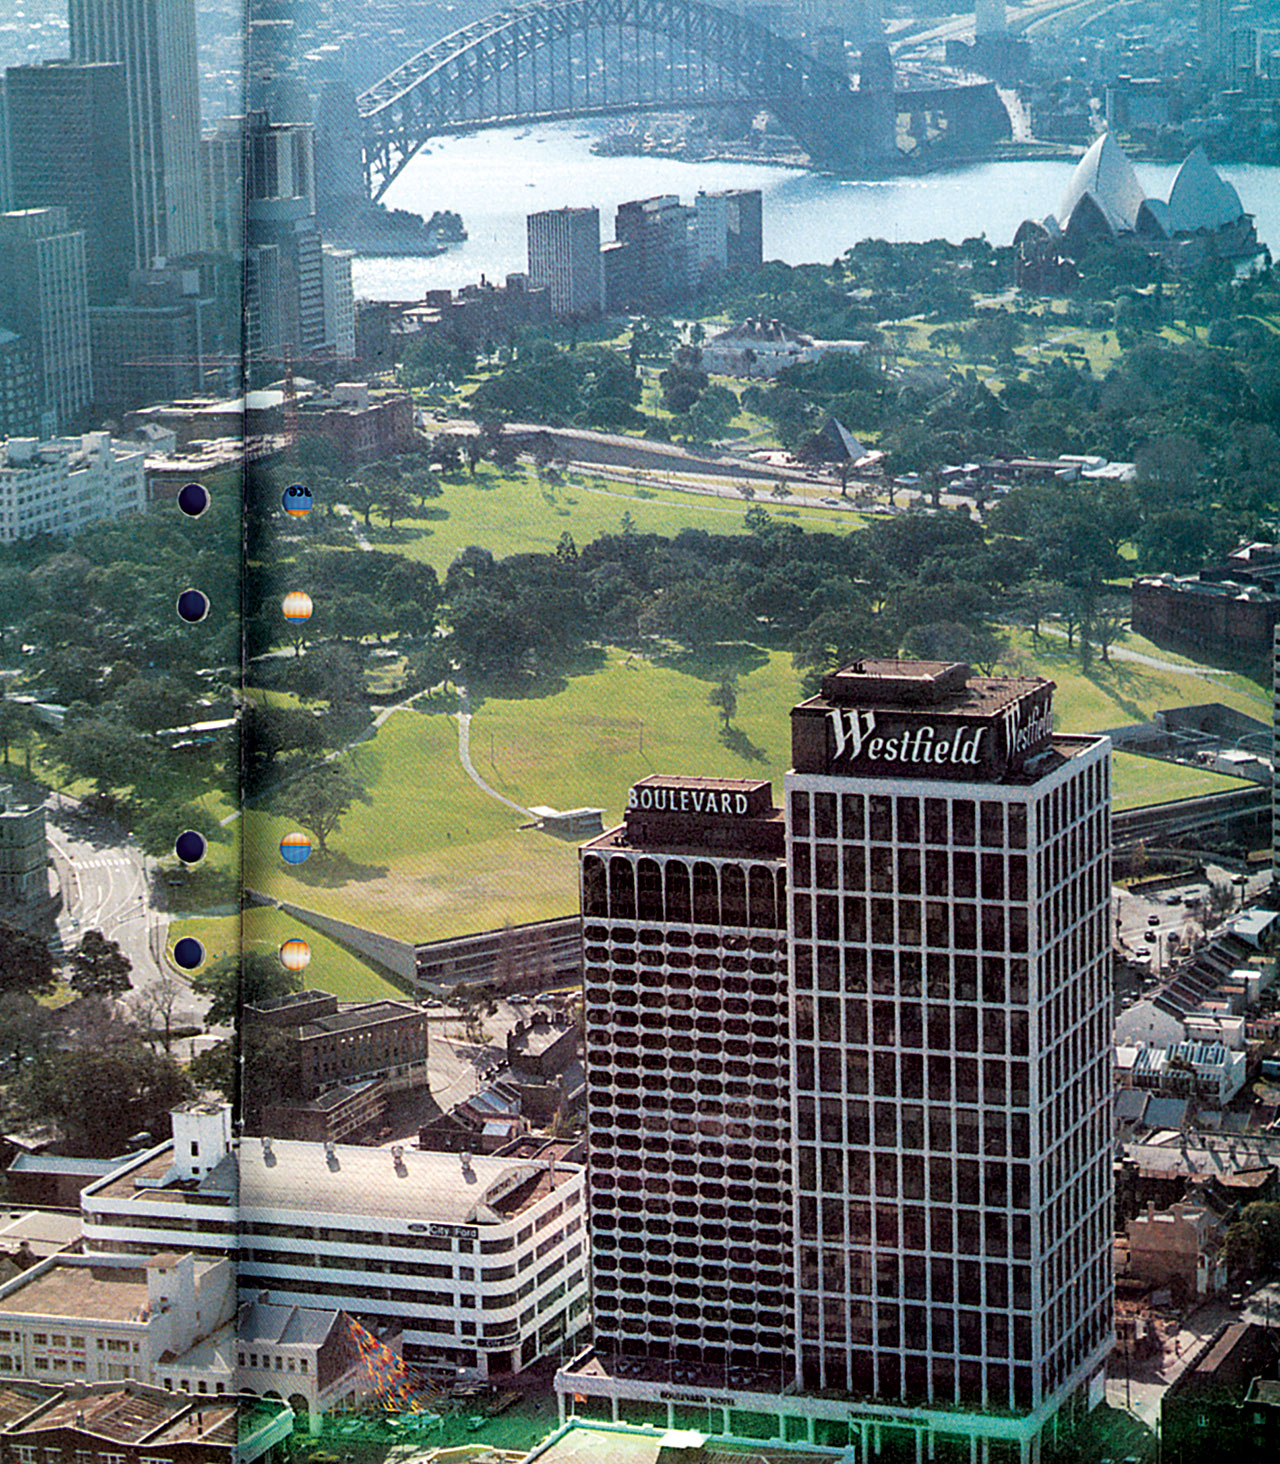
[1144,931,1157,943]
[1147,914,1161,926]
[820,496,842,507]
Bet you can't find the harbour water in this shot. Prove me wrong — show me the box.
[353,119,1279,299]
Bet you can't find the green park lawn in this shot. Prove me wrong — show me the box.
[239,633,1266,969]
[243,647,806,944]
[999,626,1270,731]
[360,463,863,572]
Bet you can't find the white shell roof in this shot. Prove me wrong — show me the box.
[1167,146,1244,232]
[1057,133,1149,234]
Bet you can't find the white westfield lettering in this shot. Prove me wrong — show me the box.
[1002,698,1054,757]
[828,708,985,767]
[628,787,750,815]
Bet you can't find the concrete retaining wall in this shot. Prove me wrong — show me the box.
[245,890,417,984]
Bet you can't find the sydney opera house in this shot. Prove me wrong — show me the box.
[1014,134,1259,287]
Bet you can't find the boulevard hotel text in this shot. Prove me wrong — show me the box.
[562,659,1112,1464]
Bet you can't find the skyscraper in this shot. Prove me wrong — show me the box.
[0,209,92,433]
[527,207,603,318]
[579,777,791,1381]
[786,660,1113,1432]
[614,196,693,309]
[3,62,136,301]
[561,660,1114,1461]
[693,190,764,281]
[244,114,324,364]
[69,0,204,266]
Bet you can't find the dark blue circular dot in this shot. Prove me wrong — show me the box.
[177,482,209,517]
[172,937,205,971]
[174,830,206,865]
[177,589,209,623]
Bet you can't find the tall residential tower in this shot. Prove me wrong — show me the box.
[527,207,603,318]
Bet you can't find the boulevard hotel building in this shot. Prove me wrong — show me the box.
[558,660,1113,1463]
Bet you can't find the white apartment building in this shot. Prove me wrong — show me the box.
[82,1103,589,1383]
[321,246,355,360]
[0,1251,234,1388]
[0,433,144,542]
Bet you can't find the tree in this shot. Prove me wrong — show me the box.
[450,983,489,1046]
[1091,600,1129,663]
[378,485,414,529]
[193,951,301,1030]
[12,1045,193,1156]
[127,971,188,1052]
[0,992,50,1068]
[271,762,371,854]
[709,672,739,731]
[51,716,149,801]
[0,922,56,997]
[0,699,31,767]
[67,929,132,1000]
[240,1020,307,1125]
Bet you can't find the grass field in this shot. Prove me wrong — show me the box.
[359,462,864,572]
[241,633,1264,959]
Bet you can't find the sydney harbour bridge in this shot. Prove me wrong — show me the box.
[356,0,1010,200]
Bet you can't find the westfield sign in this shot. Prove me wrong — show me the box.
[829,707,986,769]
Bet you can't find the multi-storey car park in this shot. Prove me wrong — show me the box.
[81,1103,588,1382]
[559,660,1114,1464]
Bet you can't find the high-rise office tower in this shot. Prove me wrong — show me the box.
[693,190,764,281]
[69,0,204,266]
[786,659,1112,1449]
[527,207,603,318]
[562,661,1114,1461]
[245,114,324,362]
[200,117,246,260]
[3,62,136,301]
[1198,0,1228,77]
[613,196,692,309]
[579,776,792,1379]
[0,209,92,433]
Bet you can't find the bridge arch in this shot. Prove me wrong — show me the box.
[357,0,879,199]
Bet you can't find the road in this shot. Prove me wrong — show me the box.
[45,797,214,1035]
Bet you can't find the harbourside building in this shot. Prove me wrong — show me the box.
[527,207,603,318]
[1014,135,1260,285]
[559,660,1114,1462]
